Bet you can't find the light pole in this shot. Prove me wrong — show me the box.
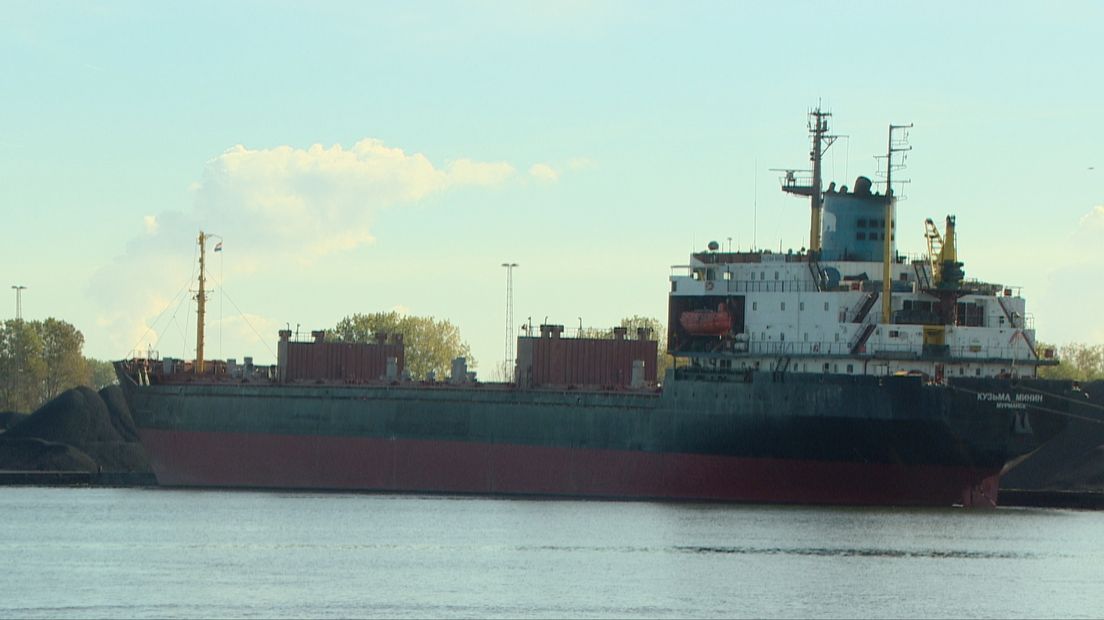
[501,262,518,382]
[11,285,27,320]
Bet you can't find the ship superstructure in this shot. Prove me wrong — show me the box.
[669,108,1044,383]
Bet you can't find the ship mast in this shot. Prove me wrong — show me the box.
[880,123,912,323]
[808,108,831,253]
[196,231,207,374]
[779,106,836,254]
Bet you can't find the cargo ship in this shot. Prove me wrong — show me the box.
[116,108,1075,507]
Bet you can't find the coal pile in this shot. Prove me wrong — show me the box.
[0,386,150,473]
[0,411,29,431]
[1003,382,1104,492]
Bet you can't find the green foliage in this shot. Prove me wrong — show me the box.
[0,318,112,413]
[87,359,119,389]
[0,320,49,413]
[331,312,473,380]
[37,318,90,402]
[1037,342,1104,381]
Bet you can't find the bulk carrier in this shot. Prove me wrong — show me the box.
[117,108,1075,507]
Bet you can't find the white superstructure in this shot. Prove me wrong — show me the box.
[667,108,1049,381]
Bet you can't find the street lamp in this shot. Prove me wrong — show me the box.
[11,285,27,320]
[501,263,519,381]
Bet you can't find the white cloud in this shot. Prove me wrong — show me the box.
[87,138,525,360]
[529,163,559,183]
[1077,205,1104,231]
[191,140,516,260]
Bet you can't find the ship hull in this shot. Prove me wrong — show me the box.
[118,369,1068,507]
[139,427,999,506]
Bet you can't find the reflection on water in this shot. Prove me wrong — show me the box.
[2,488,1102,619]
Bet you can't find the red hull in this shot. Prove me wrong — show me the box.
[141,429,1000,507]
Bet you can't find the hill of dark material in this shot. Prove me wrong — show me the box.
[1003,381,1104,492]
[0,386,149,473]
[0,411,30,431]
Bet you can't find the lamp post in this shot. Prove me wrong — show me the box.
[11,285,27,320]
[501,262,518,382]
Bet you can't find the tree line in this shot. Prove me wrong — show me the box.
[0,319,116,414]
[1037,343,1104,382]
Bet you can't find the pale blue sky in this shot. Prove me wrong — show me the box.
[2,1,1101,373]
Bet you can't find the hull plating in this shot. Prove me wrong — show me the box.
[141,428,996,506]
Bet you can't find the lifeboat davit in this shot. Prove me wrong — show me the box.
[679,304,732,336]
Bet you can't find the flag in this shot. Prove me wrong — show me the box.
[214,241,223,252]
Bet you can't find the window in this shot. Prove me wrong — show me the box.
[781,302,786,311]
[774,271,779,280]
[847,364,854,373]
[800,302,805,311]
[857,218,867,228]
[760,272,766,281]
[823,363,830,373]
[780,333,785,342]
[976,368,982,376]
[803,332,809,341]
[723,271,732,281]
[857,232,866,241]
[752,301,758,311]
[824,302,829,311]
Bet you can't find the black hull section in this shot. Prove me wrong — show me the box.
[118,367,1071,505]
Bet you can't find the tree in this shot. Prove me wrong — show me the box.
[331,312,473,380]
[0,320,48,413]
[0,318,108,413]
[1037,342,1104,381]
[87,359,119,389]
[35,318,90,402]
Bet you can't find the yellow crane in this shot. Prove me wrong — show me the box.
[924,216,962,288]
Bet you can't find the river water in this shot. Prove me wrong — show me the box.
[2,487,1101,618]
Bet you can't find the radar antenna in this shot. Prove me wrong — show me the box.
[776,105,839,254]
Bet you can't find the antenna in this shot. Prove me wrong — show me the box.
[879,123,914,323]
[775,106,839,255]
[753,159,758,250]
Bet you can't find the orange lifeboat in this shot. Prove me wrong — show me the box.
[679,303,732,336]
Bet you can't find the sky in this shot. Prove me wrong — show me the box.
[2,0,1101,377]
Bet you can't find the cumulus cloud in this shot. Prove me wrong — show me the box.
[529,163,559,183]
[87,138,524,360]
[192,139,516,260]
[1077,205,1104,231]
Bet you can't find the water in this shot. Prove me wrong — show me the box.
[2,488,1101,619]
